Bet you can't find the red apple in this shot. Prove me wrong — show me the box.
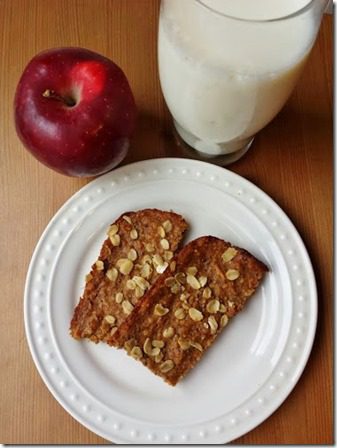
[14,47,136,177]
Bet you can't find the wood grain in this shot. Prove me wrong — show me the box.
[0,0,332,444]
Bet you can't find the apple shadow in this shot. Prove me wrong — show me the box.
[122,107,214,166]
[122,108,173,165]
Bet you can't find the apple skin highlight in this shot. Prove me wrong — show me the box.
[14,47,136,177]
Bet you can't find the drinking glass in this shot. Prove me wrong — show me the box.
[158,0,328,165]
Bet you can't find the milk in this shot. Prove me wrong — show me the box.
[199,0,312,21]
[158,0,321,155]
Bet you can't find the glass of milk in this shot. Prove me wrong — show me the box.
[158,0,328,165]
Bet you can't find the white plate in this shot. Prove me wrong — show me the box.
[24,158,316,444]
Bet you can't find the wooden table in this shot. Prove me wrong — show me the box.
[0,0,332,444]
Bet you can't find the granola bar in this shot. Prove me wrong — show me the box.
[110,236,268,385]
[70,209,188,343]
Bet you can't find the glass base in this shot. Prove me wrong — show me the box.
[172,121,254,166]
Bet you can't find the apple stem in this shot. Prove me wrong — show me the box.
[42,89,76,107]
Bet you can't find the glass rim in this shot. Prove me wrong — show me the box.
[196,0,322,23]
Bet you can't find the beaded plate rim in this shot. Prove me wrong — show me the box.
[24,158,317,444]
